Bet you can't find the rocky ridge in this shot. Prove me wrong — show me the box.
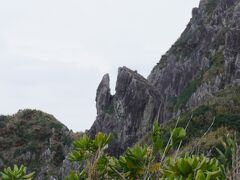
[90,0,240,154]
[1,0,240,179]
[0,109,75,179]
[89,67,162,155]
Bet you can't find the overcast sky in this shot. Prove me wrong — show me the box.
[0,0,200,132]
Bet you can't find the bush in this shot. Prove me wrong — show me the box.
[203,50,224,82]
[2,121,236,180]
[215,114,240,131]
[0,165,35,180]
[65,121,231,180]
[175,76,202,109]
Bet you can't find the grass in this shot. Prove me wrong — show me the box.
[178,127,232,156]
[142,86,240,156]
[175,76,203,109]
[176,87,240,138]
[203,50,224,82]
[168,37,224,111]
[215,114,240,131]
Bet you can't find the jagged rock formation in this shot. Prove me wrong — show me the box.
[89,67,162,155]
[90,0,240,154]
[2,0,240,179]
[0,109,74,179]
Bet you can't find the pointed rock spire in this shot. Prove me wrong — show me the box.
[96,74,111,114]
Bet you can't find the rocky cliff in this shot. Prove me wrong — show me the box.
[90,0,240,154]
[89,67,162,155]
[2,0,240,179]
[0,109,75,179]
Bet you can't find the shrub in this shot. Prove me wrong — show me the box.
[175,76,202,109]
[215,114,240,131]
[2,121,236,180]
[0,165,35,180]
[203,50,224,82]
[65,121,230,180]
[162,155,222,179]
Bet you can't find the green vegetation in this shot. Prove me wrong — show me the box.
[215,114,240,132]
[0,165,35,180]
[166,106,239,145]
[167,96,178,106]
[1,119,237,179]
[175,76,202,109]
[212,28,230,48]
[1,87,240,179]
[0,109,73,179]
[142,87,240,157]
[216,134,237,178]
[166,50,224,112]
[179,127,231,156]
[66,132,112,179]
[171,39,194,58]
[203,50,224,82]
[164,87,240,145]
[170,24,196,58]
[167,38,224,112]
[64,121,234,179]
[162,155,222,179]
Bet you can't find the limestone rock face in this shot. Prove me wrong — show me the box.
[90,0,240,154]
[89,67,162,155]
[225,29,240,83]
[96,74,111,114]
[0,110,74,180]
[3,0,240,178]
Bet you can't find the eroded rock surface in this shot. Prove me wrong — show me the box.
[0,110,74,179]
[90,0,240,154]
[2,0,240,179]
[89,67,162,155]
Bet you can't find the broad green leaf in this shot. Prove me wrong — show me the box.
[170,128,186,147]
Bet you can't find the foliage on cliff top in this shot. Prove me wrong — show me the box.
[0,109,73,179]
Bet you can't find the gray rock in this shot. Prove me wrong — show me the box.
[96,74,111,115]
[89,0,240,155]
[60,160,79,180]
[89,67,162,155]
